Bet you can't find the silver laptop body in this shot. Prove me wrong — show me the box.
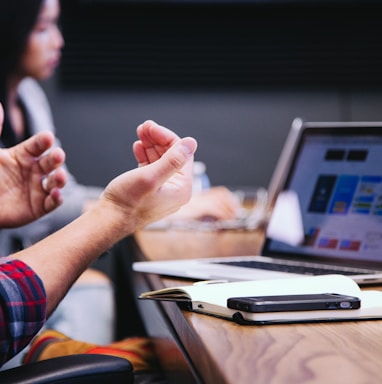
[133,118,382,285]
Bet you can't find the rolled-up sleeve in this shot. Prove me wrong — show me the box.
[0,260,46,366]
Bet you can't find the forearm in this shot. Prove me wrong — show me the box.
[10,126,197,317]
[14,202,131,316]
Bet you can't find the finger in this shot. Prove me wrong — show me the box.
[132,140,149,166]
[137,120,179,148]
[42,168,67,192]
[22,131,55,157]
[44,188,64,213]
[38,147,66,175]
[136,121,180,163]
[133,137,171,167]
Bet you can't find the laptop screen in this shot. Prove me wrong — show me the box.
[263,123,382,268]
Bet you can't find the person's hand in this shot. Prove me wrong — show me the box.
[16,121,195,316]
[132,119,186,166]
[168,186,241,221]
[0,104,67,227]
[100,120,197,229]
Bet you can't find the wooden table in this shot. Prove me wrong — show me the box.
[132,228,382,384]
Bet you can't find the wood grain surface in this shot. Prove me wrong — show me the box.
[134,229,382,384]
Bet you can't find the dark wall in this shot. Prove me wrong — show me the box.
[43,0,382,190]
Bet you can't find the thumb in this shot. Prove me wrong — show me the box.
[147,137,198,185]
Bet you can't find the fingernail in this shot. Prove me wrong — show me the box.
[181,137,197,155]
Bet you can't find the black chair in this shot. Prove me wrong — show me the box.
[0,354,134,384]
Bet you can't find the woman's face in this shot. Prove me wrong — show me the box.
[18,0,64,81]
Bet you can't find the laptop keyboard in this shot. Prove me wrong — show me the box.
[215,260,378,276]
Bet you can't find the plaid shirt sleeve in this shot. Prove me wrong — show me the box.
[0,259,46,367]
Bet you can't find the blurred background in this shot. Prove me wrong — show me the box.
[43,0,382,190]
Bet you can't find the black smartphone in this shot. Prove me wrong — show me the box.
[226,293,361,313]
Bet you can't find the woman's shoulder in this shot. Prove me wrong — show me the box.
[18,77,47,101]
[17,77,55,134]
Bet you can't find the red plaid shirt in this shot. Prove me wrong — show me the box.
[0,260,46,366]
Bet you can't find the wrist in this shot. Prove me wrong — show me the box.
[86,199,136,245]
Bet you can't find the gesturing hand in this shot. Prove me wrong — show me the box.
[101,120,197,229]
[0,104,67,227]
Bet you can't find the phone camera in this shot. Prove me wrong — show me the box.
[340,301,352,309]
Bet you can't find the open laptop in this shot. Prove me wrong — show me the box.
[133,118,382,285]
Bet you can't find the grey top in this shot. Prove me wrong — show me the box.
[0,78,103,255]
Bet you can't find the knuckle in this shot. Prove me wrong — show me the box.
[167,152,185,170]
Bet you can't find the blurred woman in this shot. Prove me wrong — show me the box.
[0,0,240,368]
[0,0,115,368]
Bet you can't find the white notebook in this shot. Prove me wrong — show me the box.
[139,275,382,324]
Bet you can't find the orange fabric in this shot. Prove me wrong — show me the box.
[23,329,158,371]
